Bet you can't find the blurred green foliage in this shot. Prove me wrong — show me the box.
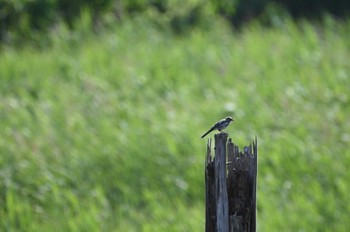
[2,0,350,44]
[0,15,350,231]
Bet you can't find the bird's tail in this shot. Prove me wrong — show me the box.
[201,128,213,138]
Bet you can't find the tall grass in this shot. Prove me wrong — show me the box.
[0,17,349,231]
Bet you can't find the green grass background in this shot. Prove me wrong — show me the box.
[1,17,350,231]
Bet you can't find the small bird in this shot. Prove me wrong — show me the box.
[201,116,234,138]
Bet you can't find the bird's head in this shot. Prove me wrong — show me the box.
[225,116,234,122]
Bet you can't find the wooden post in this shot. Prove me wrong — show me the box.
[205,133,257,232]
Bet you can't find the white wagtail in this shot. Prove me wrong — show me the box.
[201,116,234,138]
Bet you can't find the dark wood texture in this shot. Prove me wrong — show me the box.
[205,133,257,232]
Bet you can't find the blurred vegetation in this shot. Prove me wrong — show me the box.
[1,13,350,231]
[1,0,350,231]
[1,0,350,44]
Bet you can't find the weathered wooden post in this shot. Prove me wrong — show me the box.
[205,133,257,232]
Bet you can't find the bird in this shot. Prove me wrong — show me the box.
[201,116,234,138]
